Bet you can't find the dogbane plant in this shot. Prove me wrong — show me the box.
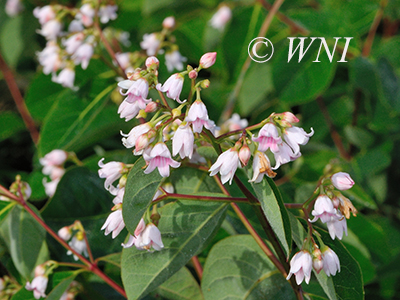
[0,2,367,300]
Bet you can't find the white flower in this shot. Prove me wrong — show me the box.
[33,5,55,25]
[99,5,118,24]
[63,33,85,55]
[54,68,75,89]
[331,172,354,191]
[101,189,125,238]
[286,250,312,285]
[38,19,62,40]
[172,123,194,159]
[322,247,340,276]
[252,123,281,153]
[98,158,125,192]
[115,52,131,70]
[226,113,248,131]
[209,148,240,185]
[67,234,88,261]
[162,16,175,29]
[122,219,164,252]
[43,178,60,197]
[6,0,23,16]
[121,123,152,151]
[283,126,314,155]
[118,78,150,103]
[40,149,67,167]
[249,151,276,183]
[140,33,160,56]
[77,4,95,27]
[185,100,215,133]
[37,42,61,75]
[58,226,72,241]
[48,166,65,181]
[165,50,186,72]
[26,275,48,299]
[143,143,180,177]
[72,43,93,70]
[209,5,231,30]
[272,141,301,170]
[326,214,348,240]
[156,73,185,104]
[68,20,84,32]
[309,195,341,224]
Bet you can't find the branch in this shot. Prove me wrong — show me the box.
[0,51,39,145]
[362,0,387,57]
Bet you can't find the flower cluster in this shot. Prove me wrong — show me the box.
[40,149,68,197]
[25,265,48,299]
[58,222,88,261]
[33,1,120,89]
[309,172,357,240]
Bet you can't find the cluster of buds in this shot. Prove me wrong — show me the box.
[309,172,356,240]
[58,221,88,260]
[40,149,68,197]
[33,1,119,88]
[287,243,340,285]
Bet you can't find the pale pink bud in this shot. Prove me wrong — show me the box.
[43,178,59,197]
[322,247,341,276]
[78,4,95,27]
[282,112,299,123]
[312,248,323,274]
[145,56,159,69]
[286,250,312,285]
[331,172,354,190]
[34,264,46,277]
[162,16,175,29]
[189,70,198,79]
[209,148,241,185]
[209,5,231,30]
[145,102,157,113]
[6,0,23,17]
[238,145,251,166]
[199,52,217,69]
[58,226,72,241]
[40,149,67,167]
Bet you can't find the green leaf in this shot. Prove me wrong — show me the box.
[0,112,25,142]
[238,63,273,116]
[42,166,111,219]
[122,157,163,235]
[10,287,37,300]
[47,271,80,300]
[273,40,337,105]
[349,57,379,97]
[248,174,292,257]
[201,235,295,300]
[152,266,204,300]
[122,199,227,299]
[1,205,49,279]
[38,85,121,156]
[342,184,377,210]
[377,58,400,112]
[0,16,23,67]
[97,252,122,268]
[0,201,15,225]
[343,126,374,149]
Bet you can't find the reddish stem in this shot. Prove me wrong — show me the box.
[191,256,203,280]
[152,192,252,205]
[0,51,39,145]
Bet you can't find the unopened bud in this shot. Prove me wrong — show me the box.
[187,65,193,72]
[162,182,174,194]
[145,56,159,70]
[150,212,161,226]
[145,102,158,113]
[189,70,198,79]
[34,264,46,277]
[136,109,147,119]
[312,247,323,274]
[200,79,210,89]
[162,16,175,29]
[332,197,340,209]
[172,107,182,119]
[58,226,72,241]
[239,144,251,166]
[331,172,354,191]
[135,134,150,152]
[119,175,127,188]
[282,112,299,123]
[199,52,217,69]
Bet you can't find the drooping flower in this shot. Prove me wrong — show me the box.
[121,123,152,151]
[199,52,217,69]
[143,143,180,177]
[58,226,72,241]
[249,151,276,183]
[6,0,23,16]
[98,5,118,24]
[40,149,67,168]
[209,148,241,185]
[286,250,313,285]
[63,32,85,55]
[331,172,354,191]
[26,275,48,299]
[77,4,95,27]
[54,68,75,89]
[122,219,164,251]
[67,233,88,261]
[37,42,61,75]
[43,178,60,197]
[72,43,93,70]
[252,123,281,153]
[115,52,131,70]
[209,5,232,30]
[326,214,347,240]
[98,158,125,191]
[309,195,341,224]
[322,247,341,276]
[33,5,55,25]
[156,73,185,104]
[118,78,150,104]
[185,100,215,133]
[165,50,186,72]
[272,141,301,170]
[283,126,314,155]
[101,188,125,239]
[38,19,62,40]
[140,33,160,56]
[172,123,194,159]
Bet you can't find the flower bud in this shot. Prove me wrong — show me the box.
[136,109,147,119]
[162,16,175,29]
[312,248,323,274]
[58,226,72,241]
[282,112,299,124]
[34,264,46,277]
[200,79,210,89]
[331,172,354,190]
[189,70,198,79]
[145,56,159,70]
[145,102,158,113]
[172,107,182,119]
[199,52,217,69]
[239,144,251,166]
[332,197,340,209]
[119,174,128,188]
